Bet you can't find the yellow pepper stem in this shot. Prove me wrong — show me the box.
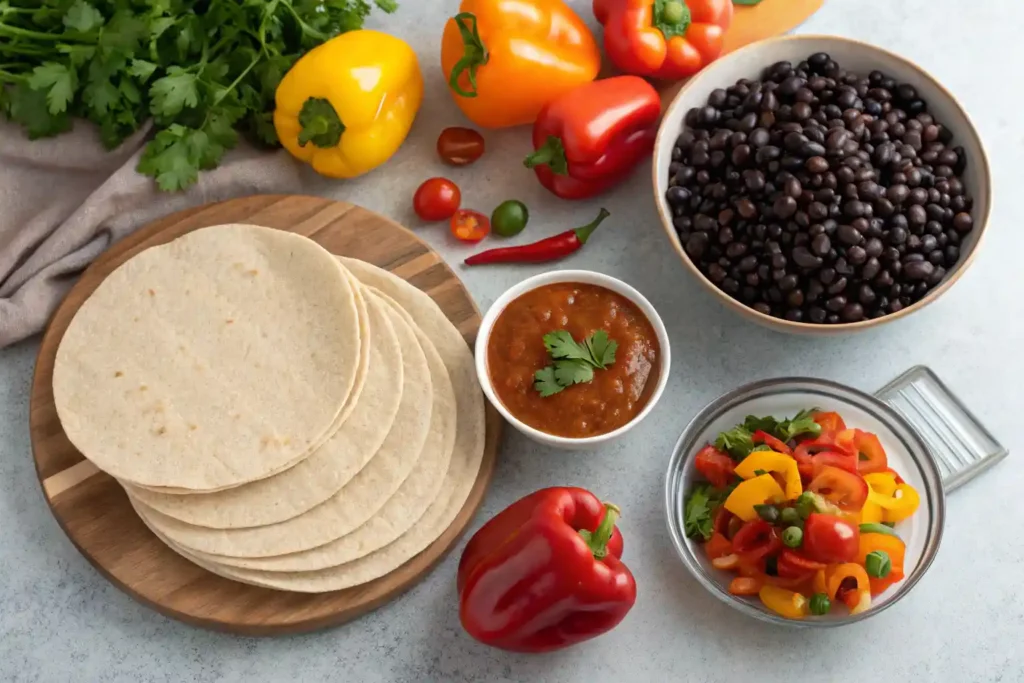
[297,97,345,148]
[448,12,488,98]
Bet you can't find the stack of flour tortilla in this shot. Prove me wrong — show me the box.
[51,224,485,593]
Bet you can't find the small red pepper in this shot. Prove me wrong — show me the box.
[457,487,637,653]
[523,76,660,200]
[463,208,610,266]
[593,0,733,80]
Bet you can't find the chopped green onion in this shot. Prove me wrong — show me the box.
[782,526,803,548]
[859,523,901,538]
[795,492,817,519]
[865,550,892,578]
[809,592,831,615]
[754,504,780,524]
[780,507,801,526]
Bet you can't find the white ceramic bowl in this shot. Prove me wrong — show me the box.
[475,270,671,450]
[653,35,992,335]
[665,377,945,627]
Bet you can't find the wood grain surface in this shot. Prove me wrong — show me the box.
[29,194,502,636]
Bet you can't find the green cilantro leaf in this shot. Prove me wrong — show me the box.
[137,124,201,191]
[543,330,591,362]
[6,83,72,139]
[715,425,755,461]
[585,329,617,369]
[553,359,594,388]
[743,415,780,436]
[149,66,199,118]
[63,0,104,33]
[127,59,157,83]
[683,483,734,541]
[777,408,822,442]
[27,62,77,114]
[83,79,120,116]
[533,366,564,398]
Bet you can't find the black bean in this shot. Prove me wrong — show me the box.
[953,212,973,232]
[825,295,848,312]
[792,246,824,269]
[837,224,864,246]
[686,232,709,258]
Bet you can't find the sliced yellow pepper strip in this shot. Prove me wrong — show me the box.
[734,451,803,500]
[759,585,808,620]
[865,472,898,507]
[724,474,785,522]
[881,484,921,523]
[858,500,884,524]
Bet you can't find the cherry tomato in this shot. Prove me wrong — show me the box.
[694,445,736,489]
[752,430,791,454]
[437,126,485,166]
[802,513,860,564]
[449,209,490,243]
[808,465,869,510]
[731,520,782,563]
[413,177,461,222]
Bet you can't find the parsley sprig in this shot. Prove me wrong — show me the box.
[0,0,397,191]
[533,330,618,398]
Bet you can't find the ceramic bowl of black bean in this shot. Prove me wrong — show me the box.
[652,35,991,334]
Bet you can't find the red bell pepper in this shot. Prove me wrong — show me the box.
[523,75,660,200]
[457,487,637,653]
[593,0,732,80]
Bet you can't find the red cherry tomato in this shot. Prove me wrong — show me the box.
[413,177,461,221]
[449,209,490,243]
[731,520,782,563]
[802,513,860,564]
[437,127,485,166]
[808,465,869,511]
[694,445,736,489]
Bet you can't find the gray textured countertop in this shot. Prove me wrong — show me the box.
[3,1,1023,681]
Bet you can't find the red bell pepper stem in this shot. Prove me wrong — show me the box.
[463,208,610,266]
[523,136,569,175]
[578,503,620,559]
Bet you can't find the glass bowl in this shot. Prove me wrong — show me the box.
[664,377,945,627]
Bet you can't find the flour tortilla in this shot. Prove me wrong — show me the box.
[133,258,486,592]
[190,289,456,571]
[127,266,374,497]
[129,291,441,558]
[123,281,400,528]
[53,225,362,491]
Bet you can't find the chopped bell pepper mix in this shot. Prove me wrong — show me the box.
[683,409,922,620]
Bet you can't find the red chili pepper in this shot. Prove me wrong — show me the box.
[463,208,610,266]
[523,76,660,200]
[457,486,636,653]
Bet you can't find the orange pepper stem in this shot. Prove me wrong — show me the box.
[579,502,620,560]
[297,97,345,148]
[523,135,569,175]
[652,0,692,40]
[448,12,489,98]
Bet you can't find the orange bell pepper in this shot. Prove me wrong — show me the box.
[441,0,601,129]
[593,0,732,80]
[827,563,872,614]
[859,532,907,595]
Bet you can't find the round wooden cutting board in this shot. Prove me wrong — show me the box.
[29,194,502,636]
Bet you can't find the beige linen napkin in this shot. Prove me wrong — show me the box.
[0,120,308,348]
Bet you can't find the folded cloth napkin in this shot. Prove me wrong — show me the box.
[0,119,308,348]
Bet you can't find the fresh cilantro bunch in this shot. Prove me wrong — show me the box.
[713,409,822,460]
[682,482,735,541]
[0,0,397,191]
[533,330,618,398]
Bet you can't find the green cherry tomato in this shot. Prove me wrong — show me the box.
[491,199,529,237]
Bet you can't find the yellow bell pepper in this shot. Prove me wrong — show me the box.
[880,484,921,523]
[865,472,898,506]
[758,585,808,620]
[274,30,424,179]
[724,474,785,522]
[858,500,884,524]
[734,451,802,500]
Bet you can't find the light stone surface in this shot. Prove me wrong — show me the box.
[2,0,1022,680]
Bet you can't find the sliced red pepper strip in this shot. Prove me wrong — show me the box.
[811,451,859,477]
[853,429,889,474]
[457,487,636,653]
[704,531,732,560]
[752,430,792,454]
[808,466,869,511]
[694,445,736,488]
[776,549,827,579]
[731,520,782,563]
[523,76,661,200]
[812,411,847,438]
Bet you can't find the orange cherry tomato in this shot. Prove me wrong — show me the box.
[449,209,490,243]
[413,177,461,222]
[437,127,485,166]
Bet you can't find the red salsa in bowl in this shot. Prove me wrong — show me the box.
[486,282,661,439]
